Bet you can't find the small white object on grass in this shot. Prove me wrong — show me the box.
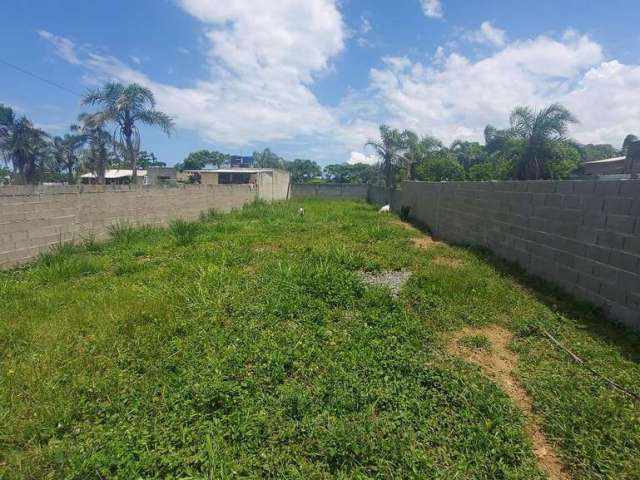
[378,204,390,213]
[297,207,305,217]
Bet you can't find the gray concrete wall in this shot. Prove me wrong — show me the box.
[372,180,640,330]
[291,183,368,200]
[258,169,291,202]
[0,180,287,268]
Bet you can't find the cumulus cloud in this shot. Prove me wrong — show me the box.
[467,21,506,47]
[365,31,640,145]
[420,0,443,19]
[41,1,346,148]
[348,151,377,165]
[37,5,640,162]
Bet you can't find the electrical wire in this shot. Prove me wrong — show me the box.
[0,57,81,97]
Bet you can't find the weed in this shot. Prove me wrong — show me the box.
[170,219,200,246]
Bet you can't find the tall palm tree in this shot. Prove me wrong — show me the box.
[1,115,49,184]
[53,133,86,183]
[509,103,577,180]
[77,113,112,185]
[81,83,174,182]
[365,125,407,204]
[402,132,443,180]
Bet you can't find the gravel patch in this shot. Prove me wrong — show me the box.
[358,270,412,297]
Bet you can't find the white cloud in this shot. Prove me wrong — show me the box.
[420,0,443,19]
[177,47,190,55]
[36,7,640,163]
[348,151,377,165]
[365,31,640,145]
[360,17,372,34]
[467,21,506,47]
[129,55,141,64]
[41,0,347,150]
[38,30,80,64]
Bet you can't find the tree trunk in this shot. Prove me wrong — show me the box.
[68,164,74,184]
[125,132,137,184]
[384,158,393,205]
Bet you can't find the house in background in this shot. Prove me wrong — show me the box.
[228,155,254,168]
[581,141,640,178]
[177,168,281,186]
[81,167,177,185]
[81,169,148,185]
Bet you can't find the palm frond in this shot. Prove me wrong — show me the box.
[136,110,174,135]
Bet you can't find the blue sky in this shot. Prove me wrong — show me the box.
[1,0,639,166]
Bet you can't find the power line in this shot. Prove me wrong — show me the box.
[0,57,82,97]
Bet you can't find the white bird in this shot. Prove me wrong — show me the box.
[297,207,305,217]
[378,204,391,213]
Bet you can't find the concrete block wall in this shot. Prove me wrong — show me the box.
[0,183,275,268]
[291,183,368,200]
[372,180,640,330]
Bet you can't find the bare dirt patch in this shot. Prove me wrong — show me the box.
[448,325,570,480]
[432,256,465,268]
[359,270,412,297]
[389,218,443,250]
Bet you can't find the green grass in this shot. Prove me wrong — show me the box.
[1,199,639,479]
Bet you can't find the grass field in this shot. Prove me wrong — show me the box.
[1,199,639,479]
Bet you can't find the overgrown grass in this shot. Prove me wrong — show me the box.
[1,199,638,479]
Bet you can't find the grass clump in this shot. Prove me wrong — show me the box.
[1,200,639,479]
[169,218,200,246]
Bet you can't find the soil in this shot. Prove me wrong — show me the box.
[448,325,570,480]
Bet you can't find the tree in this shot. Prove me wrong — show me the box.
[365,125,407,203]
[137,151,166,168]
[0,113,49,184]
[81,83,174,182]
[177,150,228,170]
[323,163,377,184]
[548,142,581,179]
[253,148,285,169]
[53,133,86,183]
[450,140,486,170]
[402,132,443,180]
[622,134,639,155]
[509,103,578,180]
[285,159,321,183]
[581,143,618,162]
[77,112,112,184]
[414,150,465,181]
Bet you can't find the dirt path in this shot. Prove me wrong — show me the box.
[390,219,443,250]
[448,325,570,480]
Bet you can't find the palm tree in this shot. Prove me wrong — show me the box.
[53,133,86,183]
[81,83,174,182]
[1,115,49,184]
[509,103,578,180]
[365,125,408,204]
[402,132,443,180]
[77,113,112,185]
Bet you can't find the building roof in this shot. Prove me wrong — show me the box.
[81,169,148,179]
[582,156,625,165]
[182,168,275,174]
